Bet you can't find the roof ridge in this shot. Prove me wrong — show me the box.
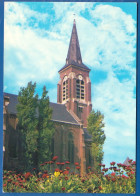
[67,109,82,125]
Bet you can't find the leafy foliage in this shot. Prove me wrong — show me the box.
[87,110,106,170]
[17,82,54,170]
[3,159,136,193]
[37,86,55,166]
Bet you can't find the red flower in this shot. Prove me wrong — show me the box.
[15,182,19,186]
[75,162,79,166]
[52,156,58,161]
[65,161,70,164]
[117,163,122,167]
[76,166,80,170]
[102,164,105,167]
[3,183,7,187]
[105,175,110,181]
[24,172,32,179]
[56,162,60,165]
[102,168,108,172]
[42,173,49,178]
[63,170,69,175]
[110,162,116,166]
[40,163,45,166]
[131,171,135,174]
[131,161,136,165]
[64,176,68,180]
[49,161,54,164]
[112,177,116,182]
[55,168,60,172]
[111,172,116,176]
[126,166,132,171]
[66,167,70,170]
[99,186,102,190]
[62,187,65,191]
[88,166,91,169]
[61,162,65,165]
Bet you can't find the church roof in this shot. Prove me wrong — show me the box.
[59,20,90,72]
[4,92,80,126]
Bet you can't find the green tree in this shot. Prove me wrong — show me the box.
[17,82,54,170]
[17,82,38,170]
[87,110,106,171]
[37,86,55,167]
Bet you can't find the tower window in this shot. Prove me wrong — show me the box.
[76,79,85,100]
[63,79,68,101]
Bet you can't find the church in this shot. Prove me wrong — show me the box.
[3,20,93,174]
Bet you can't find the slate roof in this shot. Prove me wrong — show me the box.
[4,92,80,126]
[59,20,90,72]
[83,128,92,141]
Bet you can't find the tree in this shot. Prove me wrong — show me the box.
[37,86,55,167]
[87,110,106,171]
[17,82,38,170]
[17,82,54,170]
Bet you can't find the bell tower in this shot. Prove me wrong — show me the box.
[57,20,92,127]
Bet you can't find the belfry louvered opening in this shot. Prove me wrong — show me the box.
[63,80,68,101]
[76,79,85,100]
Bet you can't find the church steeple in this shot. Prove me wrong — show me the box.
[66,19,82,65]
[57,20,92,127]
[59,20,90,73]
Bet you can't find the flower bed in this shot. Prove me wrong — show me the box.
[3,158,136,193]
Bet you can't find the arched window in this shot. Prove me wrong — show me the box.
[76,78,85,100]
[68,132,74,163]
[63,76,68,101]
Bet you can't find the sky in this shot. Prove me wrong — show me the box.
[4,2,137,167]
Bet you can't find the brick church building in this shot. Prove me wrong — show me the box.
[3,20,93,174]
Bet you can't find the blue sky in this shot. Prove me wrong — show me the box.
[4,2,136,167]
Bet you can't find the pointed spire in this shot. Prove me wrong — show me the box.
[59,20,90,72]
[66,19,82,65]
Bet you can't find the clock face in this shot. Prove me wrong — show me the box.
[78,75,83,80]
[63,75,68,81]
